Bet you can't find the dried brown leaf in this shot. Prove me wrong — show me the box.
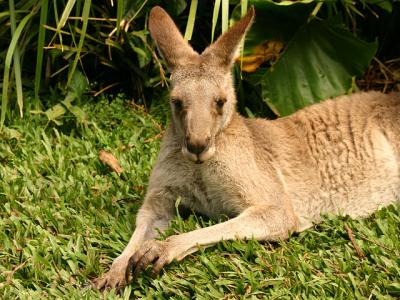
[99,150,123,175]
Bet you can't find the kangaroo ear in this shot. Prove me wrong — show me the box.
[149,6,199,70]
[202,7,255,68]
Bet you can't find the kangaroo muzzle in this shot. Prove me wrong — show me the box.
[182,135,215,163]
[186,136,210,155]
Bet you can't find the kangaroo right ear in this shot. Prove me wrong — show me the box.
[149,6,199,71]
[201,7,255,69]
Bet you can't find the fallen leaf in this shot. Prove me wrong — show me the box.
[99,150,123,175]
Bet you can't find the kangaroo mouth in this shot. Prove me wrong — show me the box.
[182,142,216,163]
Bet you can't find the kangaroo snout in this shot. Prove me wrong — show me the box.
[182,135,215,163]
[186,136,210,155]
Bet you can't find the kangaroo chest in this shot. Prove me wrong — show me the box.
[178,161,247,219]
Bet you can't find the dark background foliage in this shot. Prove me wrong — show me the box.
[1,0,399,127]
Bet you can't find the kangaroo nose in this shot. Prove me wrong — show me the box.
[186,136,210,155]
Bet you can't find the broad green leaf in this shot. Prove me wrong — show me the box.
[67,70,88,102]
[165,0,188,16]
[367,0,393,12]
[45,103,67,124]
[260,19,377,116]
[232,0,315,55]
[44,71,88,124]
[62,100,88,124]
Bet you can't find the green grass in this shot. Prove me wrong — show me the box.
[0,95,399,299]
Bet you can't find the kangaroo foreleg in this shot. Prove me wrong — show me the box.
[92,193,175,289]
[126,205,298,281]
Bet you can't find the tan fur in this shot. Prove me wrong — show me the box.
[92,6,400,289]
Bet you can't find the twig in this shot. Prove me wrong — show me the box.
[344,224,365,259]
[144,132,164,143]
[68,16,117,22]
[93,82,120,97]
[6,259,30,284]
[357,234,397,253]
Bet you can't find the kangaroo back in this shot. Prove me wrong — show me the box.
[282,92,400,225]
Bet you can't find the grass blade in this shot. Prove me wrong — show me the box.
[0,10,29,19]
[74,0,82,29]
[211,0,221,42]
[239,0,248,74]
[67,0,91,86]
[51,0,63,48]
[8,0,24,117]
[116,0,124,36]
[54,0,76,51]
[34,0,49,109]
[184,0,198,41]
[241,0,248,17]
[221,0,229,33]
[1,10,35,129]
[57,0,76,29]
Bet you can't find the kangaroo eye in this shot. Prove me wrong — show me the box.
[216,98,226,109]
[171,98,183,110]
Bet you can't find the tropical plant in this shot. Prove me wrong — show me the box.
[0,0,172,128]
[234,0,398,117]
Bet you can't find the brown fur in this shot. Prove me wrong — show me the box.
[92,6,400,289]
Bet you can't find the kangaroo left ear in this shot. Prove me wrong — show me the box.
[201,7,255,68]
[149,6,199,71]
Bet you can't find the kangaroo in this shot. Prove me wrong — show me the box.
[93,6,400,289]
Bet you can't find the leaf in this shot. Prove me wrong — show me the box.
[56,0,76,29]
[232,0,315,56]
[67,70,88,101]
[128,34,151,68]
[116,0,124,36]
[387,282,400,297]
[63,70,88,123]
[221,0,229,34]
[45,103,66,125]
[1,9,36,130]
[44,70,88,124]
[34,0,49,107]
[99,150,123,175]
[237,40,284,73]
[62,100,88,124]
[211,0,221,42]
[67,0,91,85]
[9,0,24,117]
[165,0,188,16]
[259,19,377,116]
[184,0,198,41]
[2,127,22,140]
[366,0,392,13]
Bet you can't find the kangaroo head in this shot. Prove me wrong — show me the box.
[149,6,255,163]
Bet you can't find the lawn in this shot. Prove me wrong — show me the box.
[0,95,399,299]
